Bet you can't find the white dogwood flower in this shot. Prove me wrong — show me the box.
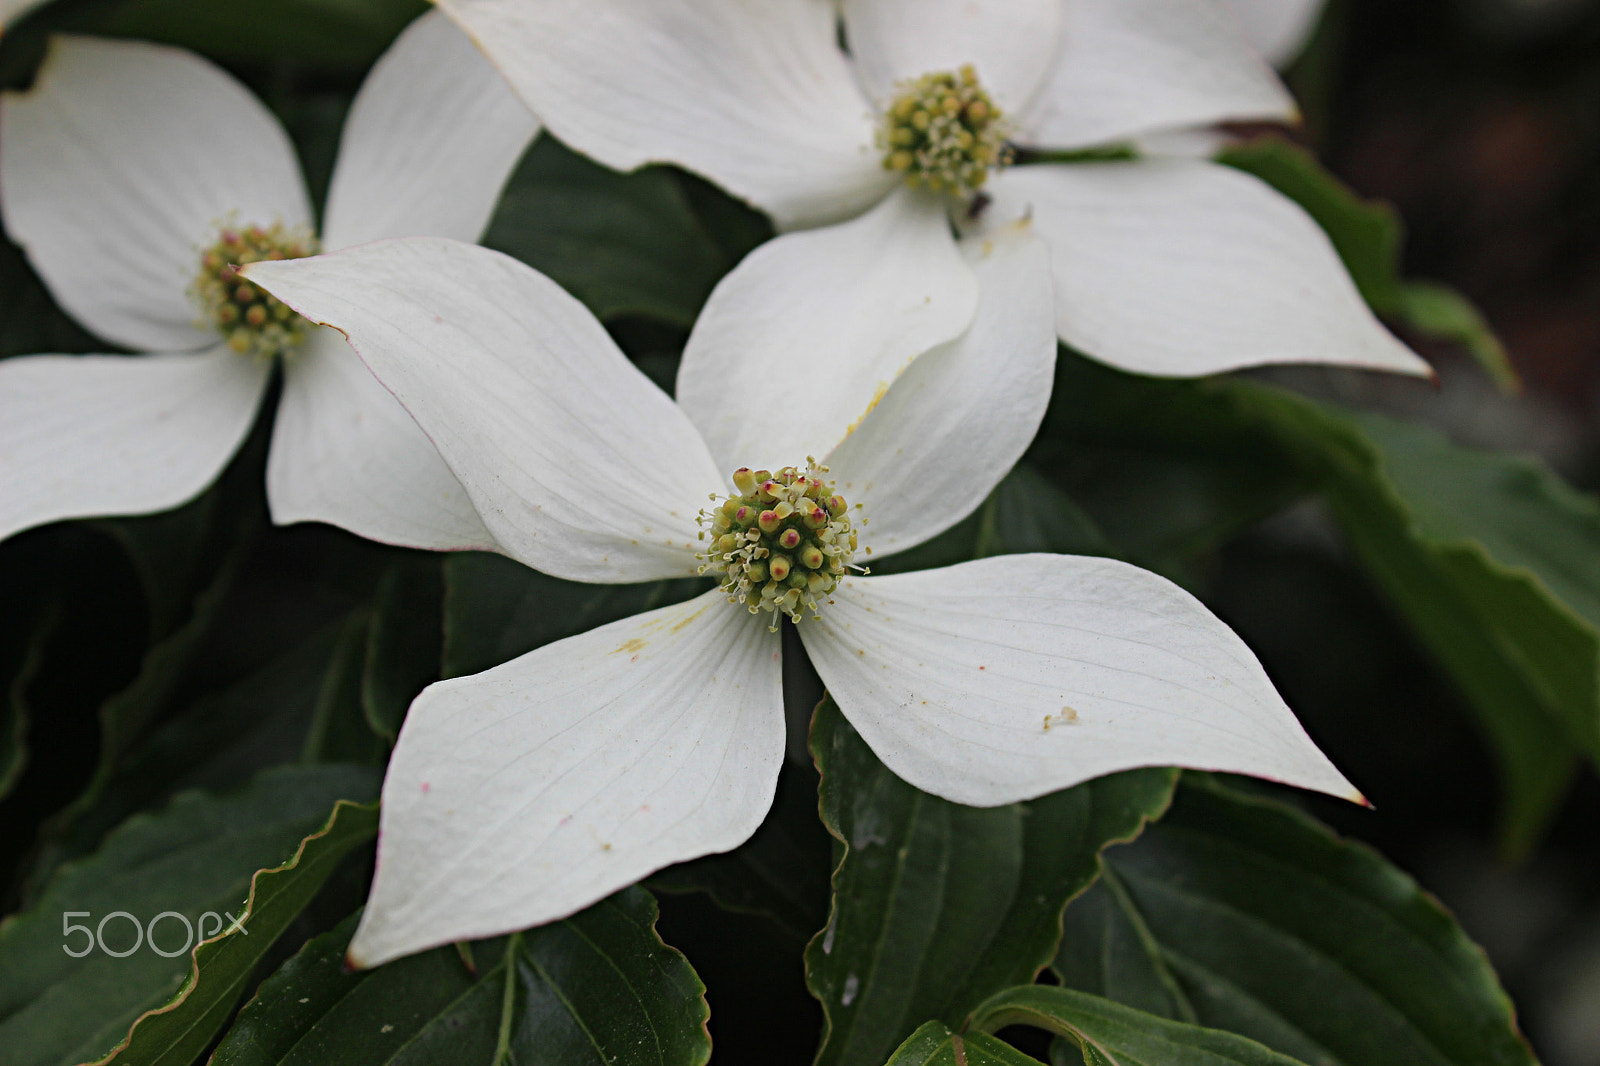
[0,11,538,545]
[247,230,1361,968]
[434,0,1428,419]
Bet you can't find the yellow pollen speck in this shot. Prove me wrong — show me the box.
[670,605,709,634]
[843,380,893,440]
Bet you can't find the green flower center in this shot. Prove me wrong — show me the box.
[877,64,1011,197]
[697,461,860,626]
[192,222,319,360]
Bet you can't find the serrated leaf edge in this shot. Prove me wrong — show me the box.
[81,798,378,1066]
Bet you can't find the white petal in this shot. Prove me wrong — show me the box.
[826,224,1055,560]
[1017,0,1294,149]
[676,186,977,474]
[984,161,1432,377]
[802,555,1359,807]
[349,590,783,966]
[0,347,267,541]
[841,0,1063,113]
[0,0,45,30]
[320,9,540,252]
[0,36,310,353]
[245,238,722,582]
[1223,0,1325,67]
[267,327,498,551]
[436,0,889,230]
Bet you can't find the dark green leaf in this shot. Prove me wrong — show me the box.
[885,1022,1046,1066]
[92,798,380,1066]
[1394,281,1518,392]
[40,548,241,844]
[1218,137,1404,311]
[212,887,711,1066]
[969,986,1312,1066]
[1054,777,1537,1066]
[805,699,1175,1066]
[973,464,1115,560]
[442,551,705,679]
[0,583,56,803]
[1217,138,1510,388]
[483,136,731,327]
[0,231,101,358]
[96,0,425,71]
[360,558,444,743]
[299,611,386,766]
[0,764,377,1066]
[1041,355,1600,851]
[649,760,833,942]
[872,465,1112,580]
[28,615,375,889]
[93,467,254,638]
[1300,403,1598,850]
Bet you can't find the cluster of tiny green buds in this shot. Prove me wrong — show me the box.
[697,460,862,628]
[877,64,1011,197]
[191,222,319,360]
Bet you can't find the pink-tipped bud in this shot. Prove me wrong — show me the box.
[732,468,758,495]
[800,544,825,570]
[234,284,256,305]
[768,554,792,581]
[759,480,781,502]
[827,495,847,517]
[779,528,802,550]
[758,510,782,534]
[802,505,828,530]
